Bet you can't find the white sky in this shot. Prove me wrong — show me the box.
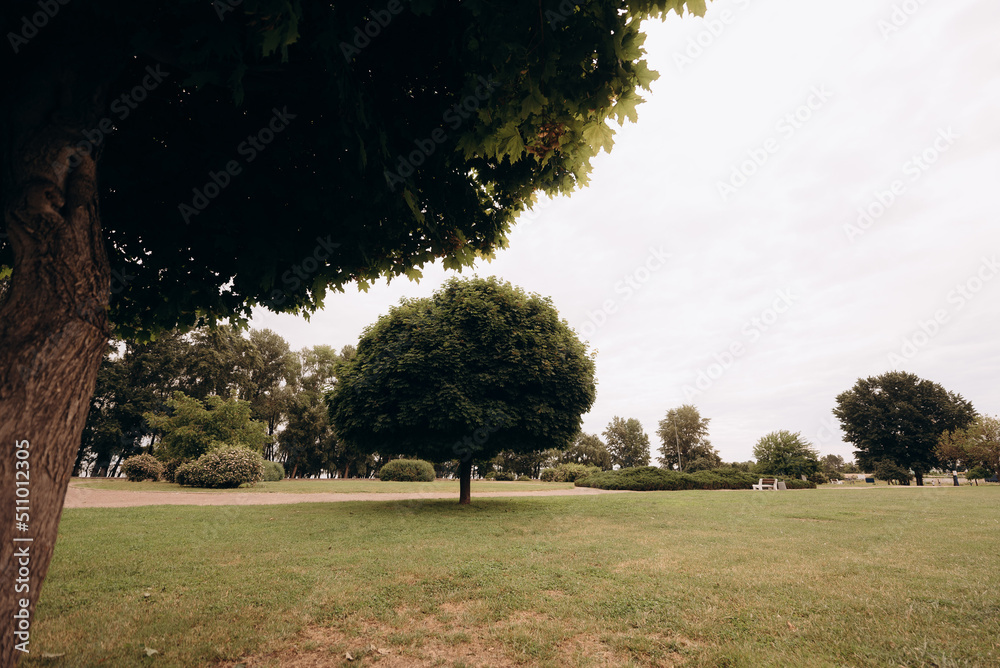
[251,0,1000,463]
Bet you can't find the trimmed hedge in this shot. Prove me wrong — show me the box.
[575,467,816,491]
[174,447,265,488]
[378,459,436,482]
[120,454,164,482]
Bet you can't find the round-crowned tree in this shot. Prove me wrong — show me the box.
[834,371,976,486]
[752,430,820,478]
[326,277,596,504]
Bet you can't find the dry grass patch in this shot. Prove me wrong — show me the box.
[228,604,687,667]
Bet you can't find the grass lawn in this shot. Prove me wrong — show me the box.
[27,487,1000,667]
[72,478,575,494]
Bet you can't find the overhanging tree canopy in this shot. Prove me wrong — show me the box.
[2,0,703,334]
[0,1,711,662]
[326,276,596,503]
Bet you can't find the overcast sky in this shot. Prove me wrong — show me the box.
[251,0,1000,464]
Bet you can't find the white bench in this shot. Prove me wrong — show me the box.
[752,478,786,490]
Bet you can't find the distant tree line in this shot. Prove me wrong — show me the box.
[77,327,371,478]
[80,330,990,490]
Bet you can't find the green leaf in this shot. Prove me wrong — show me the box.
[633,61,659,89]
[402,189,426,224]
[495,125,526,161]
[686,0,709,17]
[612,95,641,125]
[520,91,545,117]
[582,122,615,154]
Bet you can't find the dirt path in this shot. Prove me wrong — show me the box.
[63,483,631,509]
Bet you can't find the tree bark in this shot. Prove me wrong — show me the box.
[1,66,111,665]
[459,459,472,504]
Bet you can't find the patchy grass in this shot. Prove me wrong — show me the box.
[28,487,1000,667]
[72,478,574,494]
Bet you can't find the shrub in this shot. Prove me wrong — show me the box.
[483,471,497,480]
[874,459,912,485]
[517,475,533,481]
[782,478,817,489]
[175,447,265,488]
[965,466,992,483]
[575,467,814,491]
[120,454,164,482]
[540,463,601,483]
[159,457,185,483]
[378,458,436,482]
[807,472,829,485]
[494,471,516,481]
[684,456,720,473]
[575,467,694,491]
[173,460,200,487]
[692,467,760,489]
[262,460,285,482]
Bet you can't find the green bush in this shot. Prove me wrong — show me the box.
[575,466,814,491]
[159,457,185,483]
[540,463,601,483]
[874,459,912,485]
[483,471,497,480]
[120,454,164,482]
[173,461,200,487]
[174,447,265,488]
[575,467,696,491]
[261,460,285,482]
[516,475,533,481]
[807,472,829,485]
[782,478,817,489]
[378,459,436,482]
[684,456,720,473]
[494,471,516,481]
[965,466,992,483]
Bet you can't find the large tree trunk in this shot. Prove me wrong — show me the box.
[0,66,111,665]
[915,472,924,486]
[459,459,472,505]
